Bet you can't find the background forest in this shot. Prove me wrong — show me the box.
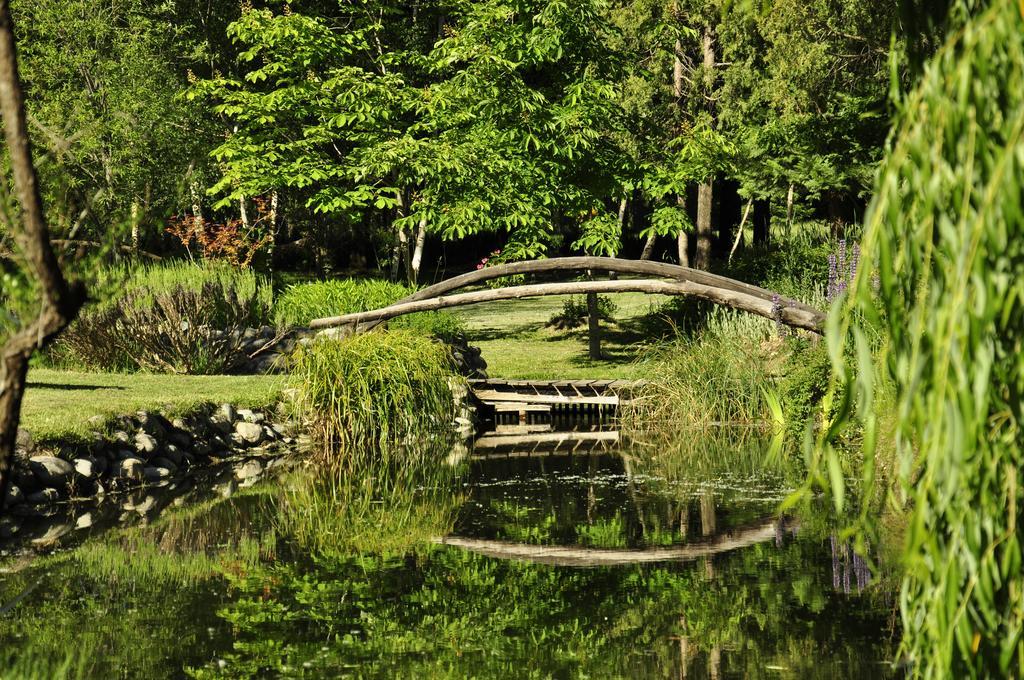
[9,0,917,280]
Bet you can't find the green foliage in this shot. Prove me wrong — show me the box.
[546,294,618,329]
[58,262,273,373]
[12,0,222,242]
[814,3,1024,675]
[274,278,464,339]
[289,330,461,464]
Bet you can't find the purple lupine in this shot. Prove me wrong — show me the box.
[853,551,871,592]
[849,243,860,284]
[827,253,838,303]
[837,240,848,298]
[830,534,840,590]
[842,542,852,594]
[771,293,786,337]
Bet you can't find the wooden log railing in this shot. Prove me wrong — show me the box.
[307,256,825,334]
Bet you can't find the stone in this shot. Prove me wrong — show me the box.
[217,403,237,424]
[15,427,34,453]
[144,466,172,482]
[0,518,20,539]
[136,411,169,437]
[135,432,160,456]
[87,414,106,427]
[125,494,156,514]
[167,427,192,449]
[28,455,74,489]
[31,523,72,545]
[13,467,40,493]
[73,458,99,480]
[113,430,132,445]
[119,457,145,481]
[234,421,265,445]
[26,488,60,505]
[75,512,94,529]
[192,440,213,457]
[236,409,265,424]
[3,484,23,507]
[161,445,184,466]
[233,459,263,480]
[116,448,138,461]
[150,457,178,473]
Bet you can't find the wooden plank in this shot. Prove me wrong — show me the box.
[474,390,619,406]
[492,403,551,413]
[473,430,619,450]
[493,423,553,434]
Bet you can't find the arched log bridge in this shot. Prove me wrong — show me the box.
[308,257,826,334]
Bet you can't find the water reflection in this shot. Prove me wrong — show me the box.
[0,428,896,678]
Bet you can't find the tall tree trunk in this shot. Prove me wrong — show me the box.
[673,8,689,267]
[640,232,657,260]
[753,198,770,247]
[694,24,715,270]
[267,190,279,267]
[130,199,140,251]
[586,269,601,360]
[677,228,690,267]
[410,215,427,284]
[695,181,713,269]
[785,183,795,242]
[239,196,250,231]
[0,0,85,507]
[728,198,753,264]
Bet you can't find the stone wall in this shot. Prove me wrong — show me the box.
[4,404,295,512]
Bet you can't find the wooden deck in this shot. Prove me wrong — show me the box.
[469,378,644,423]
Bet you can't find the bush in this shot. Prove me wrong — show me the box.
[289,329,461,468]
[546,295,617,330]
[59,262,274,373]
[274,278,464,340]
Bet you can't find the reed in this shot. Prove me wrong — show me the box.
[289,329,462,468]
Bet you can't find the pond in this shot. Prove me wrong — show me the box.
[0,429,897,678]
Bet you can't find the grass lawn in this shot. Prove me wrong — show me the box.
[21,369,285,442]
[453,291,676,380]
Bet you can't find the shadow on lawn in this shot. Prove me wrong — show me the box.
[27,382,126,392]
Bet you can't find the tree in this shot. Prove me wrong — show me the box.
[0,0,84,508]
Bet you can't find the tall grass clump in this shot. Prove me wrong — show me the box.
[290,329,461,468]
[275,278,464,339]
[811,3,1024,675]
[623,309,781,434]
[58,261,274,373]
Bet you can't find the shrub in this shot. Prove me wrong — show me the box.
[546,295,617,330]
[289,329,461,469]
[274,278,464,340]
[59,262,274,373]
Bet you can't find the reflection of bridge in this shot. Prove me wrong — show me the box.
[434,517,790,567]
[308,256,825,334]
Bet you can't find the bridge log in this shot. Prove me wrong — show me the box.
[308,256,821,335]
[309,278,825,333]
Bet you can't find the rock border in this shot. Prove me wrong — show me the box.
[4,403,299,511]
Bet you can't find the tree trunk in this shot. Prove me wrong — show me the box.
[410,215,427,283]
[785,183,795,241]
[239,196,250,230]
[130,200,140,251]
[728,198,753,264]
[0,0,85,507]
[753,199,770,247]
[695,181,713,269]
[267,190,279,265]
[694,24,715,270]
[640,232,656,260]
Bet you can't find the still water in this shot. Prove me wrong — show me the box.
[0,434,896,678]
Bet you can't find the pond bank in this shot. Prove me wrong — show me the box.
[4,402,297,516]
